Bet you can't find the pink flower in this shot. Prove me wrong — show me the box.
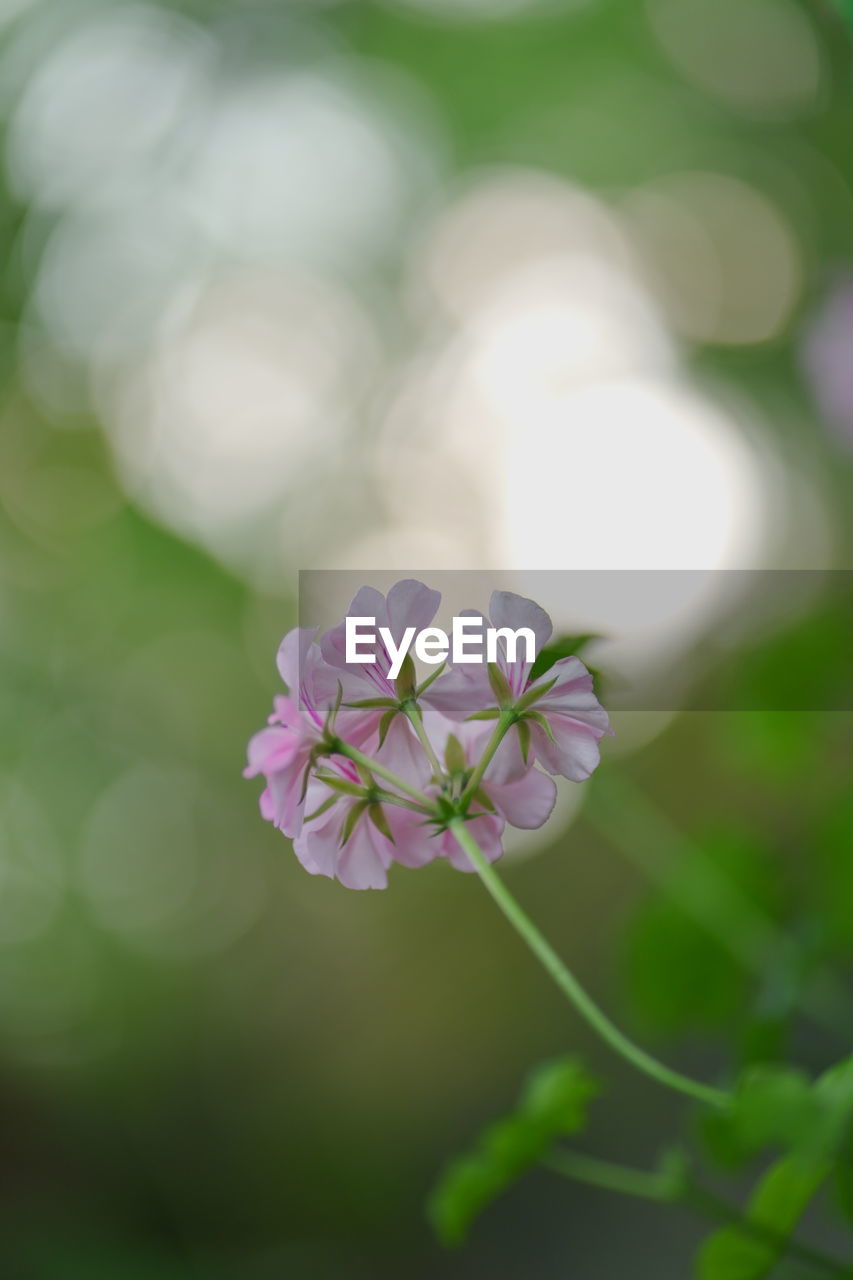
[294,759,427,890]
[424,591,611,783]
[244,627,370,837]
[243,697,313,837]
[244,580,612,891]
[320,578,441,700]
[424,712,557,830]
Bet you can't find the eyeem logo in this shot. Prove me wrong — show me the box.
[345,616,537,680]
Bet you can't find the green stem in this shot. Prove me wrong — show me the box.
[403,702,443,778]
[374,788,434,816]
[545,1151,847,1275]
[683,1183,846,1276]
[336,742,433,808]
[449,818,730,1110]
[458,710,515,809]
[544,1149,672,1202]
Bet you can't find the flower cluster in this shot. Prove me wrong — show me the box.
[244,580,611,889]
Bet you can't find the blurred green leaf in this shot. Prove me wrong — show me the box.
[709,1066,818,1166]
[623,827,779,1038]
[427,1056,600,1246]
[816,793,853,951]
[529,635,597,682]
[696,1155,831,1280]
[703,1057,853,1170]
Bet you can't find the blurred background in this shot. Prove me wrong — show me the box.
[0,0,852,1275]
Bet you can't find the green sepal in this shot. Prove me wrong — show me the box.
[473,787,496,814]
[444,734,467,774]
[298,747,322,804]
[524,709,556,743]
[303,793,340,823]
[354,761,374,788]
[517,718,531,764]
[315,775,366,798]
[344,696,398,709]
[368,802,395,843]
[394,653,417,699]
[515,676,557,714]
[377,707,398,749]
[339,800,368,846]
[487,663,513,706]
[416,662,446,696]
[323,680,344,735]
[465,707,501,721]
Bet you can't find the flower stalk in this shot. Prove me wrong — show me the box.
[448,816,731,1110]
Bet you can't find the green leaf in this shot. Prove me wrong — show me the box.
[427,1057,600,1247]
[705,1056,853,1170]
[622,825,781,1044]
[529,635,597,682]
[816,794,853,950]
[696,1155,830,1280]
[728,1065,818,1157]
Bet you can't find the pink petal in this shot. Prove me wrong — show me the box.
[421,664,492,719]
[487,768,556,829]
[489,591,553,656]
[530,716,603,781]
[385,578,441,644]
[336,820,392,890]
[442,813,504,871]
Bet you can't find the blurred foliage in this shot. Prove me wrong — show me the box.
[696,1156,831,1280]
[0,0,851,1276]
[428,1056,600,1246]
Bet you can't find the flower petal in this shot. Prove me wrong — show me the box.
[489,590,553,656]
[442,813,504,871]
[530,715,604,781]
[385,578,441,644]
[487,768,556,829]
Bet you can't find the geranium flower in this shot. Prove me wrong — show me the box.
[423,591,611,783]
[320,577,441,700]
[244,626,371,837]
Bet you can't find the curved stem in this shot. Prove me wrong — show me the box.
[449,817,730,1110]
[336,742,433,808]
[544,1149,673,1202]
[545,1151,847,1275]
[458,710,515,809]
